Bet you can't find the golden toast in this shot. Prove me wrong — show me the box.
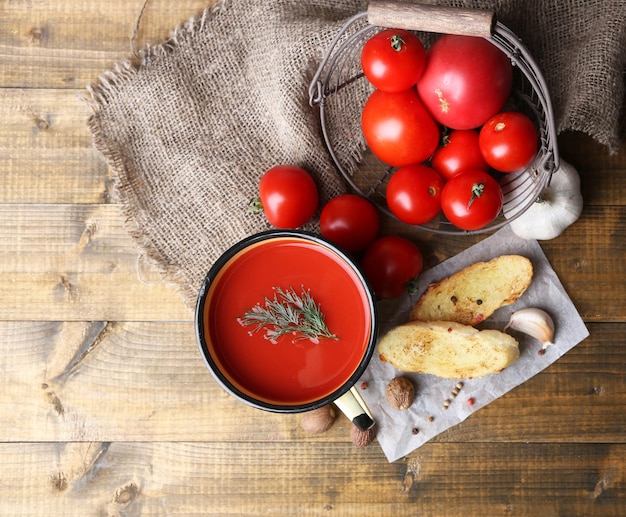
[377,320,520,379]
[409,255,533,325]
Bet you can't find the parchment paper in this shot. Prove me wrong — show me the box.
[358,226,589,462]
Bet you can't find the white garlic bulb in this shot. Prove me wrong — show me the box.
[503,159,583,240]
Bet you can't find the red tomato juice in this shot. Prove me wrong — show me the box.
[204,237,373,406]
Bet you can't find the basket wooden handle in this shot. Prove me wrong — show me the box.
[367,0,495,37]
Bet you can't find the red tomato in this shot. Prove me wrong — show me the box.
[386,164,444,225]
[479,111,539,173]
[431,129,489,181]
[360,236,423,299]
[361,88,440,167]
[417,35,513,130]
[258,165,318,228]
[361,28,426,92]
[319,194,380,254]
[441,170,503,231]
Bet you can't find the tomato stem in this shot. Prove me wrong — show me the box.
[406,277,419,295]
[467,182,485,209]
[249,196,264,214]
[390,34,405,51]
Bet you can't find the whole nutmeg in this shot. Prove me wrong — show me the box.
[300,405,336,435]
[385,376,415,410]
[350,423,376,448]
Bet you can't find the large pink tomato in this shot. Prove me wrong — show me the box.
[417,35,513,130]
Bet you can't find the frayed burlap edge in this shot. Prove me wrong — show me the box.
[85,5,230,308]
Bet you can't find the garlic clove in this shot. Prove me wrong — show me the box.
[504,307,555,349]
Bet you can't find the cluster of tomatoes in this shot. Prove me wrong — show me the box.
[360,29,539,231]
[253,30,539,299]
[255,165,421,300]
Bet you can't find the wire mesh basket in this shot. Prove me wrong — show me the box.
[309,2,559,235]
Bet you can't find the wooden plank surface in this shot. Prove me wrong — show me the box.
[0,204,191,321]
[1,0,211,88]
[0,89,111,204]
[0,442,622,517]
[1,0,626,515]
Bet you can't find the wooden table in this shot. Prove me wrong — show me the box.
[2,1,625,515]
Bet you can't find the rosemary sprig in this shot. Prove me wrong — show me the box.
[238,286,338,344]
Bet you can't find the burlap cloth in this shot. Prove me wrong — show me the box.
[87,0,626,308]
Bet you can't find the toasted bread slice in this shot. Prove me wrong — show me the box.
[378,320,520,379]
[409,255,533,325]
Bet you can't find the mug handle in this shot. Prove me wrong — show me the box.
[334,386,375,431]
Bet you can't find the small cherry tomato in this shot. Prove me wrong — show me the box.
[386,164,444,225]
[479,111,539,173]
[431,129,489,181]
[361,88,440,167]
[258,165,318,228]
[361,28,426,92]
[319,194,380,254]
[441,170,503,231]
[360,236,423,299]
